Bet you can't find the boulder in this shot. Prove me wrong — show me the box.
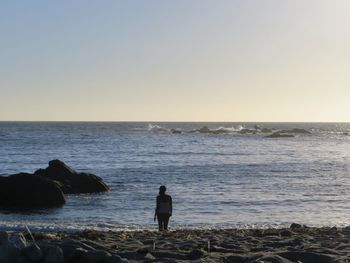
[42,245,64,263]
[22,244,43,263]
[0,241,21,263]
[198,126,212,133]
[0,173,65,207]
[34,160,110,194]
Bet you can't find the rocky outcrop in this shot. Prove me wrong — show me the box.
[0,173,65,207]
[278,128,311,134]
[34,160,110,194]
[266,132,294,138]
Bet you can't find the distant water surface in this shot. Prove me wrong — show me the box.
[0,122,349,231]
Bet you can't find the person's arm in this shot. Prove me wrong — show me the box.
[169,196,172,216]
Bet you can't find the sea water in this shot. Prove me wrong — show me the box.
[0,122,349,232]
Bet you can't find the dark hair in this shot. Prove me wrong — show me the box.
[159,185,166,196]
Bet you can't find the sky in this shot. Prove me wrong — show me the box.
[0,0,349,122]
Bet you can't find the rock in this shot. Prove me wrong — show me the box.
[0,232,9,244]
[290,223,302,229]
[198,126,212,133]
[261,128,273,133]
[278,128,311,134]
[43,245,64,263]
[0,241,21,263]
[238,129,256,134]
[170,129,182,134]
[187,249,206,260]
[257,255,294,263]
[35,160,110,194]
[0,173,65,207]
[65,247,88,262]
[22,244,43,263]
[266,132,294,138]
[84,250,112,263]
[278,251,337,263]
[105,255,123,263]
[279,229,293,237]
[59,239,94,260]
[213,128,231,134]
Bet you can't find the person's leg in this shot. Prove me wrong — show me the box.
[163,215,170,230]
[157,214,164,231]
[157,215,162,231]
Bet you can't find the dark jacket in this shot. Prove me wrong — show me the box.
[156,194,172,216]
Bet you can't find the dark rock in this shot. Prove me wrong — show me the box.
[257,255,293,263]
[65,247,88,262]
[35,160,110,194]
[60,239,94,260]
[43,245,64,263]
[212,128,231,134]
[238,129,256,134]
[266,132,294,138]
[105,255,123,263]
[84,250,112,263]
[187,249,206,260]
[170,129,182,134]
[0,241,21,263]
[261,128,273,133]
[278,251,337,263]
[222,254,255,263]
[279,229,293,237]
[198,126,212,133]
[22,244,43,262]
[290,223,302,229]
[279,128,311,134]
[0,232,9,244]
[0,173,65,207]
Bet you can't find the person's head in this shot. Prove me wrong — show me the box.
[159,185,166,195]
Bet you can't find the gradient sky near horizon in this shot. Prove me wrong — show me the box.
[1,1,350,122]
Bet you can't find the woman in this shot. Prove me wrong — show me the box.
[154,185,172,231]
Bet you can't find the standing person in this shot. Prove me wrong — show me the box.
[154,185,172,231]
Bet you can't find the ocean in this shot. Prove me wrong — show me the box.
[0,122,349,232]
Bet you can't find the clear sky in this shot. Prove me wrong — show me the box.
[1,0,349,122]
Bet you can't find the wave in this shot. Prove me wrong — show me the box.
[148,124,170,133]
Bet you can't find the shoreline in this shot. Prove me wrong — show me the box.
[2,224,349,262]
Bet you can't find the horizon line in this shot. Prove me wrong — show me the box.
[0,120,349,124]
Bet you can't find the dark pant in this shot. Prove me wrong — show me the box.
[157,214,170,231]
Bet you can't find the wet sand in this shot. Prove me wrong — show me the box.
[10,224,350,262]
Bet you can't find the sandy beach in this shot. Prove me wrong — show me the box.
[1,224,349,262]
